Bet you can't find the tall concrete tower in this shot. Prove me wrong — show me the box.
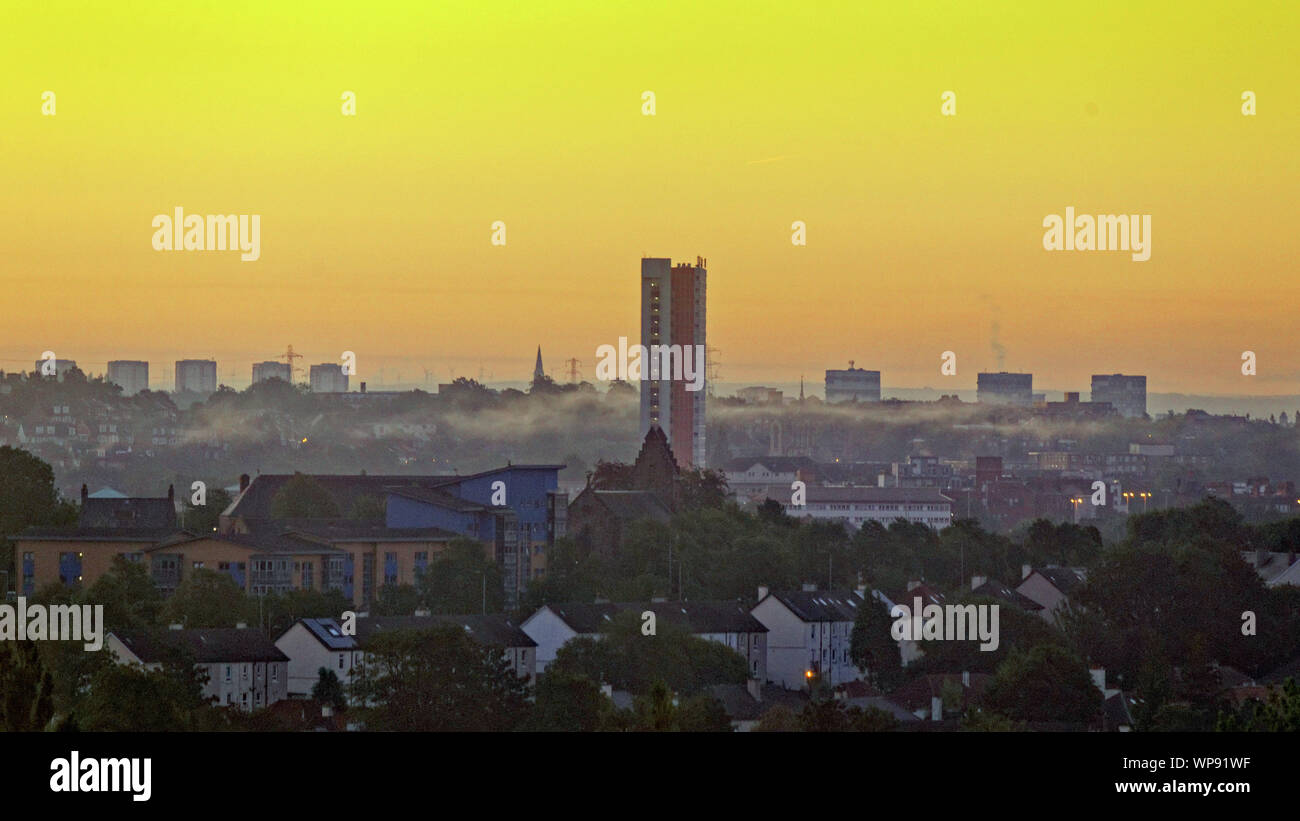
[639,256,707,467]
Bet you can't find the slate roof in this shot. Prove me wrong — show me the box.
[225,467,562,522]
[111,628,288,664]
[295,618,356,651]
[762,589,864,622]
[18,526,181,542]
[79,496,177,529]
[971,579,1044,611]
[1031,566,1087,595]
[588,490,673,523]
[542,600,767,635]
[353,614,536,649]
[706,683,810,722]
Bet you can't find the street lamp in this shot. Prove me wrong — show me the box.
[1140,491,1151,513]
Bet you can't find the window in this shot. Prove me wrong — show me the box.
[225,665,232,682]
[271,665,279,683]
[338,653,345,670]
[242,665,249,680]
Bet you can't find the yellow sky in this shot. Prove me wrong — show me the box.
[1,0,1297,393]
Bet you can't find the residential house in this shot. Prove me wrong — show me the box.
[106,627,289,711]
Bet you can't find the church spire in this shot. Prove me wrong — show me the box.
[533,346,544,381]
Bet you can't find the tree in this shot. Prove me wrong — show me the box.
[849,593,902,690]
[349,495,386,522]
[525,671,611,732]
[753,704,802,732]
[312,668,347,712]
[85,556,164,630]
[259,588,353,637]
[981,645,1101,725]
[676,692,733,732]
[371,583,421,616]
[417,538,503,614]
[270,473,340,519]
[0,640,55,731]
[182,488,232,533]
[0,446,76,590]
[1217,678,1300,731]
[348,625,529,731]
[164,569,251,628]
[678,468,729,511]
[548,611,748,696]
[77,646,221,731]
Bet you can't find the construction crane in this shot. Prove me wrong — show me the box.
[280,345,305,381]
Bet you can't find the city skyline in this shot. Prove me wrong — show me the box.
[2,2,1297,397]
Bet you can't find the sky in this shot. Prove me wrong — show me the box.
[1,0,1297,394]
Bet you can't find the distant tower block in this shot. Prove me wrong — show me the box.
[639,256,707,467]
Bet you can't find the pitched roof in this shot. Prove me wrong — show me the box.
[111,628,288,664]
[18,526,181,542]
[891,673,993,711]
[1030,566,1087,595]
[722,456,819,474]
[79,496,176,529]
[353,614,536,649]
[226,467,563,522]
[589,490,673,523]
[971,579,1044,611]
[762,590,864,622]
[706,683,809,721]
[541,600,767,634]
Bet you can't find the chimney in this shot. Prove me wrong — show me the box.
[167,484,175,503]
[239,473,250,493]
[747,677,762,702]
[930,696,942,721]
[970,575,987,591]
[906,580,921,592]
[80,483,88,503]
[756,585,769,602]
[1021,563,1032,580]
[854,585,866,600]
[360,382,367,394]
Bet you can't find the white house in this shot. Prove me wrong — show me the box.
[521,600,768,680]
[107,627,290,711]
[274,614,537,699]
[750,587,866,690]
[767,486,953,531]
